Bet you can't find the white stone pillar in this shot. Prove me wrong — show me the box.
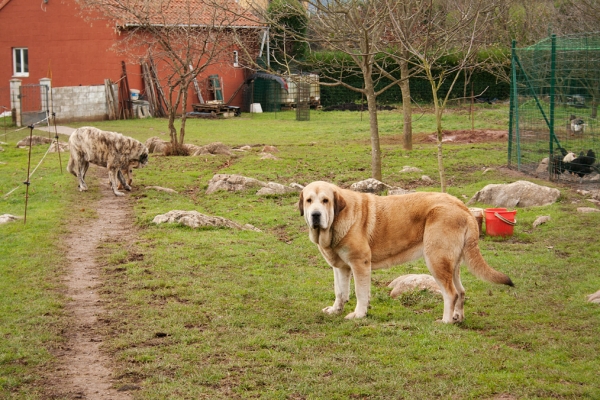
[9,79,21,127]
[39,78,52,120]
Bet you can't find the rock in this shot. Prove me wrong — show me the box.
[587,290,600,304]
[145,137,168,154]
[152,210,261,232]
[146,186,178,194]
[192,142,232,156]
[206,174,267,194]
[400,166,423,173]
[185,144,203,154]
[587,199,600,206]
[290,182,304,190]
[16,135,53,148]
[590,190,600,201]
[49,141,69,153]
[0,214,19,224]
[388,187,414,195]
[421,175,433,183]
[532,215,551,228]
[259,152,279,160]
[536,158,549,174]
[238,145,252,151]
[577,207,600,213]
[350,178,390,193]
[262,145,278,153]
[256,182,300,196]
[468,180,561,207]
[482,168,495,174]
[388,274,441,298]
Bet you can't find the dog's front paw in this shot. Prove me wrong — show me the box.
[113,190,125,197]
[344,310,367,319]
[322,306,342,314]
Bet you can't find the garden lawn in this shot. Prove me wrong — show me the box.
[1,105,600,398]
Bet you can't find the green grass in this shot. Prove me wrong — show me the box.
[0,138,79,398]
[2,105,600,398]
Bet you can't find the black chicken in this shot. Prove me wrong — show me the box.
[564,149,596,182]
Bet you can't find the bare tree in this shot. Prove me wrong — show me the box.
[248,0,405,181]
[385,0,504,192]
[77,0,261,154]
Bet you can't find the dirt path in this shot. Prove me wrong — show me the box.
[48,166,135,399]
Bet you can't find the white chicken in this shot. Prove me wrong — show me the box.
[570,114,585,135]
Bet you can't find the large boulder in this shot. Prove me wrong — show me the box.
[587,290,600,304]
[49,141,69,153]
[145,136,168,154]
[256,182,300,196]
[153,210,260,232]
[206,174,267,194]
[400,166,423,173]
[191,142,232,156]
[350,178,390,193]
[468,180,560,207]
[388,188,415,196]
[16,135,53,148]
[0,214,19,224]
[388,274,441,298]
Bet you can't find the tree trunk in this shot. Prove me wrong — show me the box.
[431,82,446,193]
[400,56,412,150]
[167,87,185,155]
[363,74,382,181]
[179,81,190,146]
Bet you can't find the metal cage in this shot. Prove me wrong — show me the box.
[509,33,600,187]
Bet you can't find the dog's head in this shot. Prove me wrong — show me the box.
[299,181,346,231]
[137,148,149,167]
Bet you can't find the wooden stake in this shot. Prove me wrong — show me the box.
[24,125,34,224]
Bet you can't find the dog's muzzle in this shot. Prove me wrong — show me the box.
[311,211,322,229]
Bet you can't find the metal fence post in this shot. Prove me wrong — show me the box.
[508,40,516,167]
[548,34,557,178]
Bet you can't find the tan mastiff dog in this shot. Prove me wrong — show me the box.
[298,181,513,323]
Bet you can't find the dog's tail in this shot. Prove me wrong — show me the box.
[462,216,514,286]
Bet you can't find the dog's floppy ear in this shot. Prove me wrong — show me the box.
[333,191,346,217]
[298,191,304,216]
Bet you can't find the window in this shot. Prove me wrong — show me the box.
[233,50,239,67]
[13,48,29,77]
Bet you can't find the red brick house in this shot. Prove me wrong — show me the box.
[0,0,264,122]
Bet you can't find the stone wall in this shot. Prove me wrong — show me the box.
[52,85,115,122]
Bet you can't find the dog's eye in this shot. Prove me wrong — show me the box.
[322,198,329,204]
[306,199,312,204]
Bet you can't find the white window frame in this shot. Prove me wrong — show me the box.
[13,48,29,77]
[233,50,239,68]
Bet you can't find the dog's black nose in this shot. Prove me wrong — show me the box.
[311,211,321,227]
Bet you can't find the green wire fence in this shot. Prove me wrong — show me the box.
[509,33,600,187]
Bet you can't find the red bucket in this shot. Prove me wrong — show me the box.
[484,208,517,237]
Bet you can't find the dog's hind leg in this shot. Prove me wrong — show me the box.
[452,263,466,322]
[424,247,461,323]
[323,266,351,315]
